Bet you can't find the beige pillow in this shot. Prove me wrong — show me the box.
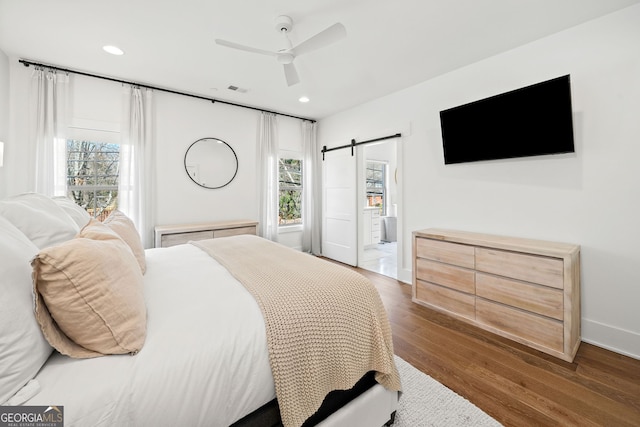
[103,210,146,274]
[32,219,147,358]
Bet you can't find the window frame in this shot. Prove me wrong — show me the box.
[278,153,303,229]
[66,138,120,221]
[366,160,387,216]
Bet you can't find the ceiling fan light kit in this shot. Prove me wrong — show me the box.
[215,15,346,87]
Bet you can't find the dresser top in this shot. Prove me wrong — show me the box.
[414,228,580,258]
[155,220,258,234]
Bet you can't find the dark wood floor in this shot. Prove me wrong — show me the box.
[353,266,640,427]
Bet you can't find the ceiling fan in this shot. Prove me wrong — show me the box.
[215,15,346,87]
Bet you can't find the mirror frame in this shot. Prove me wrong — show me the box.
[184,137,239,189]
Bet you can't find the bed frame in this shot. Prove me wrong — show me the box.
[233,371,398,426]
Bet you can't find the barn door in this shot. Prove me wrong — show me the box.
[322,147,357,266]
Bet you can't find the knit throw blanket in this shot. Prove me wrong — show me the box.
[192,235,401,427]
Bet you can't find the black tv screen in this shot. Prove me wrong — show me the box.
[440,75,575,165]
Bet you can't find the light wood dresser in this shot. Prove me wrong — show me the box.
[154,220,258,248]
[412,228,580,362]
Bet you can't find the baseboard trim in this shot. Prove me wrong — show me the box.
[582,318,640,360]
[398,268,411,285]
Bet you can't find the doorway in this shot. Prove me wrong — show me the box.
[357,141,398,279]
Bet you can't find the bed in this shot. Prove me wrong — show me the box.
[0,193,401,427]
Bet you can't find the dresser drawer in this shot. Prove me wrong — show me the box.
[161,230,214,247]
[476,248,564,289]
[416,258,475,294]
[416,279,475,320]
[416,238,475,269]
[213,226,257,238]
[476,299,563,352]
[476,273,563,320]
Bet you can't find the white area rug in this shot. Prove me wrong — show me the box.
[394,356,503,426]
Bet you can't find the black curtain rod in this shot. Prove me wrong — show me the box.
[19,59,316,123]
[321,133,401,160]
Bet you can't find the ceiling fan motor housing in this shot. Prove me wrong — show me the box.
[275,15,293,33]
[277,52,295,64]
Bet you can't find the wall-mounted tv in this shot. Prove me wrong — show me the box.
[439,75,575,165]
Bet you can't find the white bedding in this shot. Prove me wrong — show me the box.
[25,244,275,426]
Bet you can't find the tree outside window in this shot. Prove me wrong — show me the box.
[66,140,119,221]
[279,158,302,226]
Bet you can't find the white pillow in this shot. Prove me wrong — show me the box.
[52,196,91,229]
[0,193,79,249]
[0,216,53,405]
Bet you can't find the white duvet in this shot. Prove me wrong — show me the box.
[25,244,275,426]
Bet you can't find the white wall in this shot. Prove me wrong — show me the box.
[318,5,640,359]
[0,49,9,199]
[4,60,304,248]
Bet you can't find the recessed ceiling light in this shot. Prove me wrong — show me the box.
[102,45,124,56]
[298,96,310,103]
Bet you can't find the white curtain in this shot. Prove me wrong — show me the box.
[257,112,279,241]
[302,120,321,254]
[119,86,155,248]
[30,68,69,196]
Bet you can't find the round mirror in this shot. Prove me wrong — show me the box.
[184,137,238,189]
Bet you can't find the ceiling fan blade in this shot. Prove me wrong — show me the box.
[215,39,277,57]
[292,23,346,57]
[283,63,300,86]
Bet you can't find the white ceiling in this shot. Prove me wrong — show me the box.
[1,0,639,120]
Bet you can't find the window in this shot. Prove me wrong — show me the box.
[66,140,119,220]
[366,161,386,215]
[278,158,302,226]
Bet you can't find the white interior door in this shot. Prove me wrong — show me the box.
[322,148,357,266]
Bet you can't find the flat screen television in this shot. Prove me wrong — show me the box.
[439,75,575,165]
